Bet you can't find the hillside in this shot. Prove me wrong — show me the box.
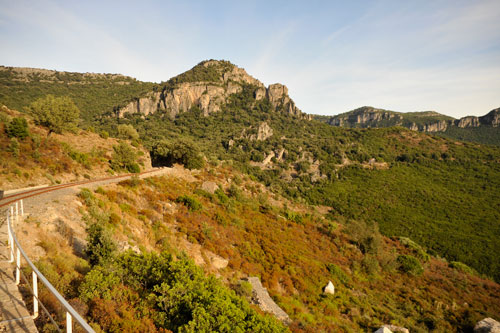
[0,66,155,124]
[20,169,499,332]
[1,60,500,331]
[325,106,500,146]
[0,106,150,190]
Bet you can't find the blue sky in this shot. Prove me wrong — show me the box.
[1,0,499,117]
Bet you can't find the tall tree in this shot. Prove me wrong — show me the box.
[27,95,80,134]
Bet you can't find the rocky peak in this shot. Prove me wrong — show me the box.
[329,106,401,127]
[480,108,500,127]
[267,83,308,119]
[118,60,310,120]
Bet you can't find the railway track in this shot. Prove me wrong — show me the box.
[0,168,164,332]
[0,169,159,208]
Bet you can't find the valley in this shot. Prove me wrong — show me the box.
[0,60,499,332]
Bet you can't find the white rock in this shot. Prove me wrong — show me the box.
[474,318,500,333]
[374,328,393,333]
[323,281,335,295]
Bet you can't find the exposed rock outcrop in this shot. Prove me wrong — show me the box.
[329,107,402,127]
[423,120,448,132]
[118,60,311,120]
[374,327,393,333]
[374,325,409,333]
[480,108,500,127]
[201,181,219,194]
[257,122,273,141]
[323,281,335,295]
[328,106,500,133]
[474,318,500,333]
[456,116,480,128]
[246,277,291,325]
[383,325,409,333]
[118,92,161,117]
[241,122,274,141]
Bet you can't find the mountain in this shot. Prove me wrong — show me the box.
[1,60,500,331]
[0,65,155,123]
[117,60,311,120]
[322,106,500,145]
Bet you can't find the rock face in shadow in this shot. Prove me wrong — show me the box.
[118,60,311,120]
[246,277,291,325]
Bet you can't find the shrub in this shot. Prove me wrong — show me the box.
[7,138,20,157]
[176,195,202,211]
[234,280,253,297]
[397,255,424,276]
[398,237,430,262]
[117,124,139,141]
[449,261,477,276]
[78,188,95,206]
[284,210,303,224]
[6,117,29,139]
[344,220,383,255]
[100,130,109,139]
[326,263,350,285]
[110,142,140,173]
[361,255,381,276]
[85,222,116,266]
[215,188,229,205]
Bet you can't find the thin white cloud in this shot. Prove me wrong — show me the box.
[0,0,161,79]
[251,22,298,85]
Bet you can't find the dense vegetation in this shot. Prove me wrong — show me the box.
[162,60,234,88]
[31,173,500,332]
[329,107,455,128]
[30,187,287,332]
[3,62,500,331]
[0,66,155,124]
[0,106,145,188]
[438,125,500,146]
[326,107,500,146]
[28,95,80,134]
[96,83,500,282]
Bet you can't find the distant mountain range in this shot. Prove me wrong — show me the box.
[314,106,500,145]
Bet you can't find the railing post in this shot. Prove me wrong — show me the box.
[33,272,38,319]
[7,211,14,263]
[15,201,19,223]
[20,199,24,216]
[16,247,21,285]
[66,312,72,333]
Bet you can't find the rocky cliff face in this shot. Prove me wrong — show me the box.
[329,107,403,127]
[479,108,500,127]
[456,116,480,128]
[328,106,500,133]
[118,60,310,120]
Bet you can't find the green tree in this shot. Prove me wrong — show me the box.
[85,222,116,266]
[27,95,80,134]
[117,124,139,141]
[151,139,204,169]
[6,117,29,139]
[110,141,140,173]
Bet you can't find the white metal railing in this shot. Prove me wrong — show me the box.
[6,200,95,333]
